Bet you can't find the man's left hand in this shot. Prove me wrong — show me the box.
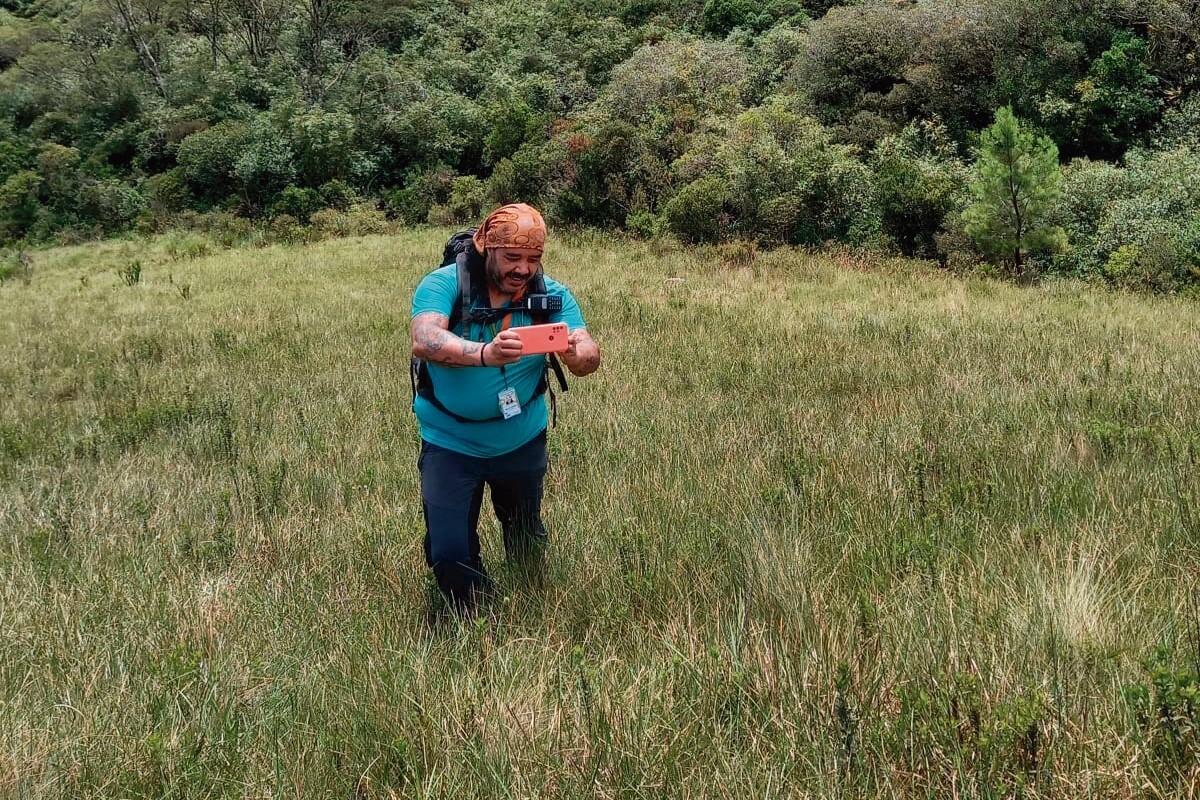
[562,329,601,377]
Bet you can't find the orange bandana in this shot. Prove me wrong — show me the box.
[472,203,547,254]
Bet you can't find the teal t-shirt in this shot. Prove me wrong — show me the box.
[412,265,587,457]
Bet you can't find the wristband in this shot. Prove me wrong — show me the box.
[480,343,488,366]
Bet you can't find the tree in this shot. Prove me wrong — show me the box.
[963,106,1066,279]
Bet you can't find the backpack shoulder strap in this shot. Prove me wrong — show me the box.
[450,252,472,332]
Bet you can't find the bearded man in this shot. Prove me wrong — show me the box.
[410,203,601,612]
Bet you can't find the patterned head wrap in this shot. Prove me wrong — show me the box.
[472,203,547,254]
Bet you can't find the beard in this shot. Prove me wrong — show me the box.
[487,263,533,294]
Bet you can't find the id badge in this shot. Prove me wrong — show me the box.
[498,388,522,419]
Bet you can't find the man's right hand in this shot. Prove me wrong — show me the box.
[485,329,524,366]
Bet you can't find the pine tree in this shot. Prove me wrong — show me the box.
[963,107,1067,280]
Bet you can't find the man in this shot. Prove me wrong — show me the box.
[410,203,601,611]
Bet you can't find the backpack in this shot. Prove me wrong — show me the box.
[410,229,570,424]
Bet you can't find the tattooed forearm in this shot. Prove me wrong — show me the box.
[412,313,485,367]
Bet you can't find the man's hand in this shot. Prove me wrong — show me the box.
[562,329,601,376]
[485,329,524,366]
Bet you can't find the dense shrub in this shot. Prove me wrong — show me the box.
[663,176,728,243]
[872,121,969,256]
[78,179,147,232]
[1090,147,1200,291]
[271,185,324,222]
[0,169,42,240]
[287,107,358,187]
[427,176,486,226]
[701,0,752,37]
[311,201,389,239]
[673,96,880,245]
[792,1,924,144]
[234,117,296,211]
[602,37,748,138]
[144,168,192,219]
[319,179,356,212]
[176,121,251,205]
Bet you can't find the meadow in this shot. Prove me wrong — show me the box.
[1,229,1199,798]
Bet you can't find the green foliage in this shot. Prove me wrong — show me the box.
[176,121,250,205]
[271,186,324,222]
[1124,644,1200,781]
[235,118,296,211]
[663,176,727,243]
[792,2,922,145]
[318,179,356,212]
[556,121,664,227]
[79,179,147,232]
[1073,33,1162,159]
[701,0,751,37]
[382,169,452,224]
[963,107,1066,278]
[872,121,970,256]
[0,169,42,241]
[144,168,192,219]
[672,97,879,245]
[603,37,748,138]
[287,107,358,187]
[0,0,1189,292]
[1050,145,1200,291]
[428,176,486,226]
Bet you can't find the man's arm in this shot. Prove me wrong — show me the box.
[411,312,486,367]
[561,329,601,376]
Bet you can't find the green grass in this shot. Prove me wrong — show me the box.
[2,230,1199,798]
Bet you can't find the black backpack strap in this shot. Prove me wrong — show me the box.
[453,252,471,331]
[413,358,554,424]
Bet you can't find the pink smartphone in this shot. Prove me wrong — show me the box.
[511,322,569,355]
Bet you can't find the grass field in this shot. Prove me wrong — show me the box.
[2,229,1199,798]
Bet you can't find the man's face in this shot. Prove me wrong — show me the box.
[486,246,542,294]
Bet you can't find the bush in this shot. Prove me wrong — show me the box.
[310,208,349,239]
[267,214,311,245]
[428,176,486,226]
[176,121,250,204]
[319,179,356,212]
[793,2,923,134]
[79,180,147,233]
[235,117,296,211]
[0,170,43,242]
[872,121,969,256]
[663,177,728,243]
[625,210,661,239]
[701,0,752,37]
[681,96,879,245]
[271,185,323,222]
[311,202,389,239]
[180,211,253,248]
[346,201,389,235]
[1043,145,1200,293]
[383,170,454,224]
[603,38,748,136]
[144,168,192,219]
[287,107,358,187]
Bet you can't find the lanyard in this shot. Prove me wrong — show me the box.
[484,319,512,389]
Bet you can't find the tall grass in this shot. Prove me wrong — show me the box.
[2,231,1198,798]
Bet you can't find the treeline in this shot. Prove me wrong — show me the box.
[0,0,1198,291]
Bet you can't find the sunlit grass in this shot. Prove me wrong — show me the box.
[2,229,1199,797]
